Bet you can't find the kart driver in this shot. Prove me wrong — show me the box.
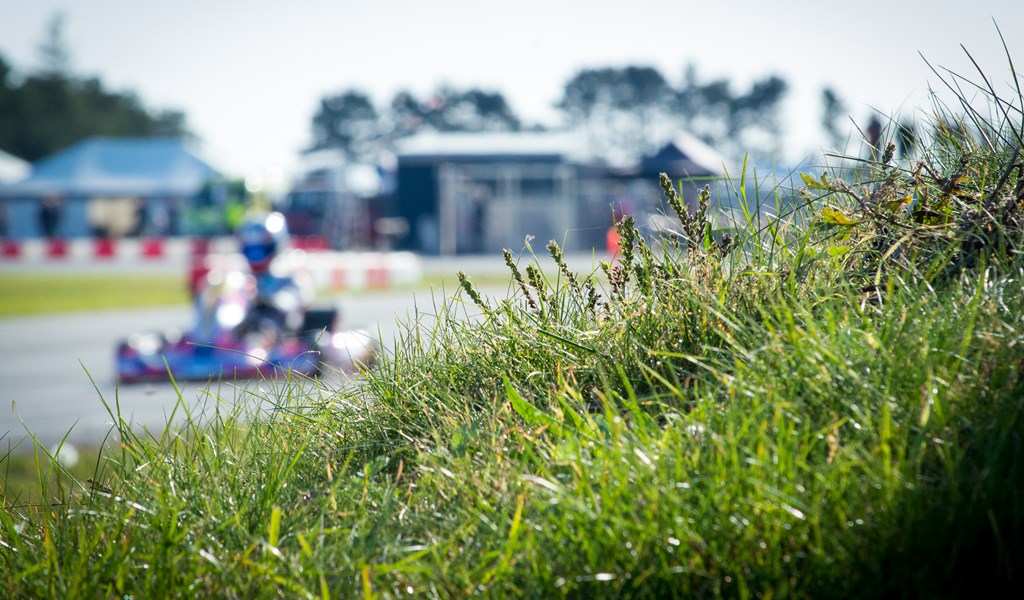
[191,212,309,347]
[234,212,306,340]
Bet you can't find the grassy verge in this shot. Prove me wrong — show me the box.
[3,47,1024,597]
[0,272,514,318]
[0,273,190,316]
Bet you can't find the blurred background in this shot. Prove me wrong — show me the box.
[0,0,1021,448]
[1,0,1021,254]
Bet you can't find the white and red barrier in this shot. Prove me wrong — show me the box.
[192,249,422,294]
[1,237,422,293]
[0,237,236,262]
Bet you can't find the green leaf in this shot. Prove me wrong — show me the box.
[267,506,282,549]
[505,376,561,435]
[800,172,830,191]
[820,207,860,226]
[827,245,852,257]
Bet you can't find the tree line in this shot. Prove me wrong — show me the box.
[1,13,880,170]
[0,14,188,163]
[309,65,855,166]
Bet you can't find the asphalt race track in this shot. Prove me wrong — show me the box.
[0,253,593,453]
[0,289,443,452]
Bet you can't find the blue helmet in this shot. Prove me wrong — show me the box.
[238,212,289,273]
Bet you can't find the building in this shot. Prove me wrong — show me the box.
[0,149,30,238]
[621,133,803,234]
[276,148,390,251]
[626,131,732,210]
[393,131,612,255]
[388,129,772,255]
[0,137,217,239]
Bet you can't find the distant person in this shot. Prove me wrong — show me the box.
[39,194,62,238]
[130,197,147,237]
[865,116,883,160]
[224,199,246,233]
[148,198,171,236]
[897,121,917,159]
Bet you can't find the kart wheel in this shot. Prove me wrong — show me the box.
[300,308,338,344]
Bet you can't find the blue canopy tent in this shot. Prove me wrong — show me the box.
[0,149,29,186]
[1,137,218,239]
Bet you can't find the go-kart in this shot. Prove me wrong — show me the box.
[116,272,377,384]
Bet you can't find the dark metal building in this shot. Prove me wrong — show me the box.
[393,131,607,255]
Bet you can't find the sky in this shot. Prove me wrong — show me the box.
[1,0,1021,183]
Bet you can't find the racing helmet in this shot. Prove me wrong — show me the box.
[238,212,289,273]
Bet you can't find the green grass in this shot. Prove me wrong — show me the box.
[3,42,1024,597]
[0,273,190,316]
[0,272,513,318]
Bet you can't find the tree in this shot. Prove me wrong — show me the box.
[385,90,426,142]
[821,87,848,151]
[310,90,381,161]
[557,66,676,163]
[0,68,190,161]
[430,88,520,132]
[726,75,788,158]
[0,13,190,161]
[37,12,71,78]
[557,64,789,164]
[0,56,17,151]
[310,86,521,160]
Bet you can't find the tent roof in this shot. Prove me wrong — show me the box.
[641,131,732,178]
[2,137,217,197]
[0,148,30,185]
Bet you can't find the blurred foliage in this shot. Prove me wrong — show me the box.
[311,63,792,167]
[0,14,189,162]
[310,86,522,162]
[558,64,788,162]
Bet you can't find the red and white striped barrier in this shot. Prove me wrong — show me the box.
[1,237,422,293]
[303,251,422,291]
[192,250,422,295]
[0,237,236,263]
